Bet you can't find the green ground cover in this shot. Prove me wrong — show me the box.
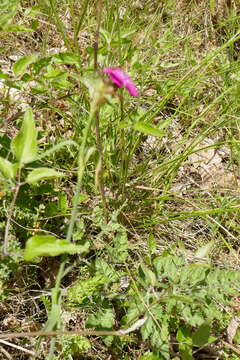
[0,0,240,359]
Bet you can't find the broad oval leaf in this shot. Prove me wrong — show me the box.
[24,235,89,261]
[0,157,16,179]
[192,322,211,346]
[133,121,165,137]
[13,54,38,76]
[11,108,38,165]
[26,167,65,184]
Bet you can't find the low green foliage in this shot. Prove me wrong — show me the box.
[64,249,239,358]
[56,335,91,358]
[0,0,240,359]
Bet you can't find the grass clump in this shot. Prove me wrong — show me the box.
[0,0,239,359]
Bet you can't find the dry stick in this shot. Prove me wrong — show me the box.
[0,339,35,356]
[0,346,11,360]
[0,317,147,340]
[0,330,124,340]
[222,341,240,356]
[93,0,108,223]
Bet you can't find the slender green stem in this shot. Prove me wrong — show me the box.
[73,0,90,50]
[3,171,21,254]
[46,338,56,360]
[48,0,73,51]
[95,111,108,222]
[93,0,103,70]
[44,108,96,358]
[119,94,127,197]
[93,0,108,222]
[66,108,96,243]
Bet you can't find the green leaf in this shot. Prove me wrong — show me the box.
[95,258,120,283]
[106,225,128,263]
[180,264,208,286]
[139,264,156,287]
[141,317,154,340]
[140,353,160,360]
[209,0,215,16]
[59,335,91,354]
[53,52,80,65]
[168,295,193,304]
[150,320,170,357]
[0,157,16,179]
[44,65,66,79]
[11,108,38,165]
[87,308,114,329]
[176,326,193,360]
[24,235,89,261]
[176,326,192,345]
[153,253,180,281]
[3,25,34,32]
[87,308,114,346]
[123,302,145,324]
[26,167,65,184]
[182,306,205,327]
[133,121,165,137]
[32,56,52,74]
[195,241,214,258]
[13,54,38,76]
[67,275,106,304]
[192,322,211,346]
[0,70,9,80]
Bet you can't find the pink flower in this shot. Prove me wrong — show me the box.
[103,67,138,97]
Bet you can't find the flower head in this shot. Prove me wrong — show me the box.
[83,76,115,112]
[103,67,138,97]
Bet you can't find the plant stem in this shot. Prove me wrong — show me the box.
[93,0,108,222]
[48,0,73,51]
[3,179,20,254]
[93,0,103,70]
[119,94,127,197]
[73,0,90,51]
[66,108,96,243]
[44,108,96,358]
[95,111,108,222]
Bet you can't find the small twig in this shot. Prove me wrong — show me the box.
[222,341,240,356]
[0,339,35,356]
[0,346,11,360]
[0,317,148,340]
[125,183,161,191]
[10,218,60,238]
[0,329,126,340]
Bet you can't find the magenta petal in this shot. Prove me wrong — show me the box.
[103,67,138,97]
[109,71,124,87]
[103,68,121,86]
[125,82,138,97]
